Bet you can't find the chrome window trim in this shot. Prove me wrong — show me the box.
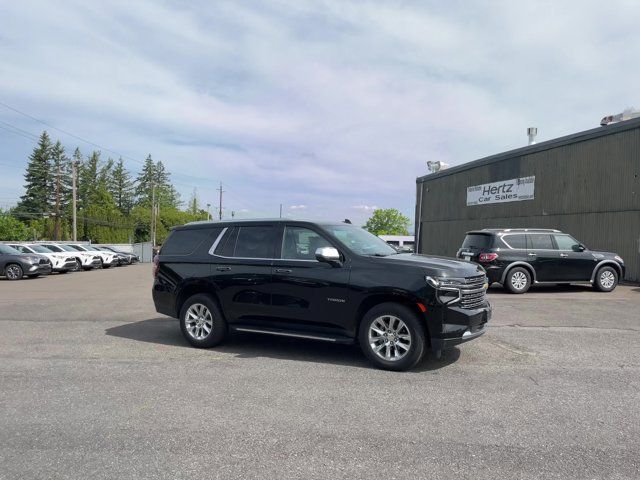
[207,227,228,256]
[499,233,527,250]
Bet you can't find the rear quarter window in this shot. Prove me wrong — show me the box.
[161,227,221,256]
[461,234,493,249]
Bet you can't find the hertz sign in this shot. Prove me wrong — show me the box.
[467,176,535,206]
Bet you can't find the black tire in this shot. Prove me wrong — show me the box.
[59,270,68,274]
[358,302,426,371]
[4,263,24,280]
[505,267,531,294]
[27,274,40,279]
[179,294,228,348]
[594,266,618,292]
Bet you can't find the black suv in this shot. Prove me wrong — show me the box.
[457,229,625,294]
[152,219,491,371]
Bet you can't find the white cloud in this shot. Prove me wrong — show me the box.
[352,205,378,211]
[289,205,307,210]
[1,1,639,221]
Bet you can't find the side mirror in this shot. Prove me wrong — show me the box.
[315,247,341,266]
[572,244,585,252]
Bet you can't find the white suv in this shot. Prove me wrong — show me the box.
[40,243,101,270]
[68,244,117,268]
[8,244,78,273]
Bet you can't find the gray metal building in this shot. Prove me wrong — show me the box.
[415,118,640,282]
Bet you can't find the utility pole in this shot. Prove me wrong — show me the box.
[54,162,61,240]
[151,182,156,247]
[217,182,224,220]
[206,203,211,220]
[279,204,282,218]
[71,161,77,242]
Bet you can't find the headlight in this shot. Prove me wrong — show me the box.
[426,276,466,305]
[614,256,624,264]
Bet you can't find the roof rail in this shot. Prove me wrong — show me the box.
[481,228,560,233]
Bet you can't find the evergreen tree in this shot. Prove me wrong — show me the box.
[49,141,71,240]
[109,158,135,215]
[154,160,180,208]
[188,188,199,215]
[135,155,156,207]
[16,131,53,219]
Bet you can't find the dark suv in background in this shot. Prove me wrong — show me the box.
[457,228,625,294]
[153,219,491,371]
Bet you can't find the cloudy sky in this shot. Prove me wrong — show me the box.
[1,1,639,227]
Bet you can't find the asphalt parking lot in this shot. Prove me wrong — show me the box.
[1,265,639,479]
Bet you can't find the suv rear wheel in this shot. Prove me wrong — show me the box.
[359,303,426,371]
[594,266,618,292]
[505,267,531,294]
[180,294,228,348]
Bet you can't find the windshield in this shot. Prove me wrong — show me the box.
[41,244,62,252]
[69,245,88,251]
[29,245,53,253]
[57,245,76,252]
[0,244,21,254]
[323,224,398,256]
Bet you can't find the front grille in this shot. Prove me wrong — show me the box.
[39,259,49,265]
[460,274,487,309]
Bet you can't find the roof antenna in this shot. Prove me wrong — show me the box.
[344,219,352,224]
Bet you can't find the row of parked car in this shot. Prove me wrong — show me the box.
[0,242,139,280]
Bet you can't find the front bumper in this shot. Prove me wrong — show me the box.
[27,263,52,275]
[430,303,491,350]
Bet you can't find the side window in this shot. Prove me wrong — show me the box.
[161,228,217,255]
[233,226,277,258]
[281,226,332,260]
[528,234,555,250]
[554,235,579,251]
[502,234,526,249]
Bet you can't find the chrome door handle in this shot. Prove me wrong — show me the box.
[560,253,569,258]
[274,268,292,274]
[216,266,231,272]
[528,253,537,256]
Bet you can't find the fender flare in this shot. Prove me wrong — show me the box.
[590,260,623,283]
[500,261,537,284]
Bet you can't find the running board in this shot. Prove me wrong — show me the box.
[230,326,354,344]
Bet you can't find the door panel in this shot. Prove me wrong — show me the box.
[527,234,560,281]
[552,235,596,281]
[269,225,351,332]
[210,225,276,323]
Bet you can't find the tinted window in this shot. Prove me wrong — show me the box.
[282,227,332,260]
[0,244,20,254]
[233,226,276,258]
[554,235,580,250]
[161,228,218,255]
[216,227,238,257]
[502,234,526,249]
[461,234,493,249]
[528,234,554,249]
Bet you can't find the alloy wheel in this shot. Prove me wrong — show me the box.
[600,270,615,289]
[511,271,528,290]
[368,315,412,361]
[185,303,214,340]
[6,265,22,280]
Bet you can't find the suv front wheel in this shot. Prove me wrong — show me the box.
[594,266,618,292]
[180,294,228,348]
[505,267,531,294]
[359,303,426,371]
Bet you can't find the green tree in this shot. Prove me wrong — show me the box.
[0,212,31,241]
[363,208,411,236]
[187,188,199,215]
[108,158,135,214]
[135,156,180,209]
[134,155,156,207]
[50,141,71,240]
[16,131,53,220]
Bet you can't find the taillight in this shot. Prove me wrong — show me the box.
[152,255,159,278]
[478,253,499,263]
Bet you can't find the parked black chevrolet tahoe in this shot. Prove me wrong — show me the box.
[152,219,491,371]
[457,228,626,294]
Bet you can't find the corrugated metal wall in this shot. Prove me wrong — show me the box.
[416,124,640,282]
